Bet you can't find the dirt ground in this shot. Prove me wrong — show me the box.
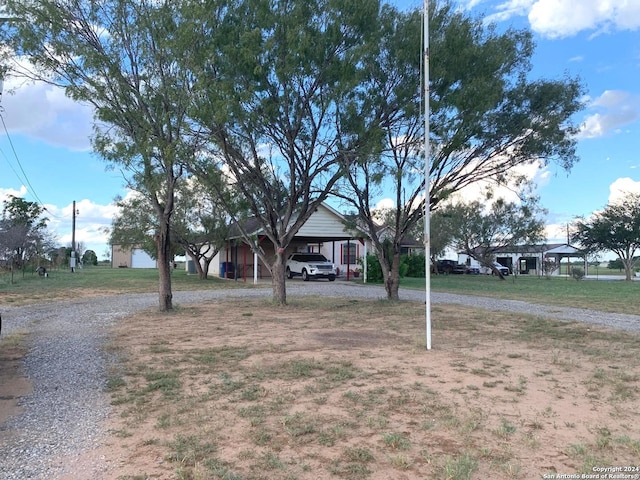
[4,297,640,479]
[0,340,31,427]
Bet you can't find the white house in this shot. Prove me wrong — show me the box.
[204,203,369,281]
[191,202,425,282]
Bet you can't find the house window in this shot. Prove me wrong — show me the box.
[341,242,358,265]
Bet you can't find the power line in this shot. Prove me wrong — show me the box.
[0,110,60,218]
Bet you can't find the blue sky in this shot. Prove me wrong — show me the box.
[1,0,639,261]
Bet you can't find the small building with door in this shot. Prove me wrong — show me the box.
[111,245,157,268]
[458,243,586,276]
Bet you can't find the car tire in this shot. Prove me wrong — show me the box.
[286,267,293,279]
[328,275,336,282]
[302,269,309,281]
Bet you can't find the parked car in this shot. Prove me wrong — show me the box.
[484,261,510,276]
[286,253,337,281]
[466,265,480,275]
[436,259,468,274]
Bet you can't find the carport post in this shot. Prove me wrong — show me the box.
[253,251,258,284]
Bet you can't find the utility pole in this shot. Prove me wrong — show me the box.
[70,200,78,272]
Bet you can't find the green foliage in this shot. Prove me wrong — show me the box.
[608,258,625,270]
[0,196,54,272]
[442,196,546,277]
[404,254,425,278]
[573,193,640,280]
[336,0,583,301]
[363,253,411,282]
[2,196,48,229]
[82,249,98,266]
[571,267,585,281]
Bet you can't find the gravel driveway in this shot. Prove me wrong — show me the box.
[1,282,639,479]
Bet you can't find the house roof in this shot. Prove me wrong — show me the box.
[228,202,366,242]
[464,243,584,256]
[544,244,583,255]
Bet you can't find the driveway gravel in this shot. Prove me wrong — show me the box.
[1,282,639,479]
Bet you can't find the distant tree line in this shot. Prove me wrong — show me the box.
[0,196,99,283]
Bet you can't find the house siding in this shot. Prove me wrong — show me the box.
[111,245,131,268]
[294,204,352,238]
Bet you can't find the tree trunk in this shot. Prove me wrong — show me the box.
[156,222,173,311]
[489,264,506,280]
[383,252,401,301]
[271,251,287,305]
[623,260,633,281]
[185,250,207,280]
[201,256,213,280]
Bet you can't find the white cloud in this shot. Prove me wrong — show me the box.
[608,177,640,204]
[578,90,640,139]
[375,198,396,210]
[529,0,640,38]
[485,0,536,22]
[444,159,550,209]
[0,190,115,258]
[544,222,571,244]
[461,0,489,10]
[0,185,28,202]
[483,0,640,38]
[2,74,94,151]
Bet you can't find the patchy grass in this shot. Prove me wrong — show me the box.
[0,265,261,305]
[404,274,640,315]
[102,297,640,479]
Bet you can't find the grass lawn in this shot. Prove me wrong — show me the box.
[0,265,262,306]
[401,274,640,316]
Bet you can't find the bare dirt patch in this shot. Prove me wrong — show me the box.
[93,298,640,479]
[0,332,32,430]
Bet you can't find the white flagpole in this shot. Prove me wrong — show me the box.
[423,0,432,350]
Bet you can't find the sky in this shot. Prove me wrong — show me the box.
[1,0,639,261]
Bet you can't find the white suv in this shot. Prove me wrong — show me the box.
[286,253,336,281]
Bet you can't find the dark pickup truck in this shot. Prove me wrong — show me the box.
[435,259,468,274]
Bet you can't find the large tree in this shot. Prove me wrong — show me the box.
[110,179,233,280]
[182,0,383,304]
[170,178,234,280]
[572,193,640,281]
[0,196,52,281]
[336,1,584,299]
[442,196,547,279]
[2,0,201,310]
[109,194,164,259]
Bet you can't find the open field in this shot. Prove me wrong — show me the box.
[92,297,640,479]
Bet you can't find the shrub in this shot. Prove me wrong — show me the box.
[363,254,410,283]
[404,254,425,278]
[571,267,585,281]
[364,254,383,283]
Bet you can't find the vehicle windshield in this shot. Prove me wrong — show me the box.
[294,254,329,262]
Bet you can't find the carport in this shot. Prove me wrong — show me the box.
[543,244,586,275]
[219,203,368,283]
